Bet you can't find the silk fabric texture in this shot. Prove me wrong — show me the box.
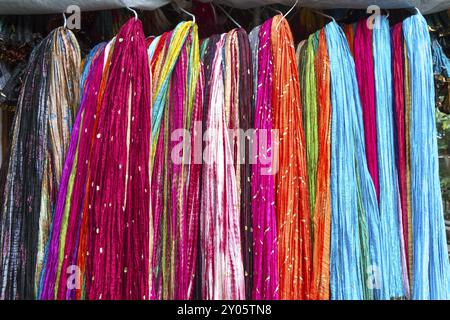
[0,27,80,300]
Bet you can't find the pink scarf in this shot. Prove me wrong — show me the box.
[251,19,279,300]
[84,18,151,300]
[354,19,379,198]
[200,34,245,299]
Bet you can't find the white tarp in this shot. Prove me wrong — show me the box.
[214,0,450,14]
[0,0,171,14]
[0,0,448,14]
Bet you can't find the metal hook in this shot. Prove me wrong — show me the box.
[179,6,196,24]
[209,2,218,25]
[414,7,421,15]
[276,0,299,30]
[217,4,242,29]
[62,12,67,28]
[311,9,335,22]
[127,7,138,21]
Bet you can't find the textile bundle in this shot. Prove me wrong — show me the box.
[0,11,449,300]
[0,27,80,300]
[404,13,450,300]
[149,20,203,300]
[250,18,278,300]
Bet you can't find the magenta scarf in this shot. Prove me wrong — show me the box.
[251,19,279,300]
[183,64,204,299]
[84,18,151,300]
[354,19,379,198]
[168,47,188,299]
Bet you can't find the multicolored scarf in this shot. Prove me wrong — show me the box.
[392,23,411,293]
[0,27,80,300]
[39,42,105,300]
[200,34,245,300]
[150,20,202,300]
[39,18,151,300]
[236,29,254,301]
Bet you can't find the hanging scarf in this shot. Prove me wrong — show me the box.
[236,29,254,300]
[169,28,202,300]
[310,29,332,300]
[224,29,241,221]
[251,19,279,300]
[0,27,80,300]
[299,33,318,236]
[92,18,150,300]
[150,22,194,160]
[354,19,379,198]
[150,21,201,300]
[36,28,81,297]
[222,28,255,300]
[194,35,219,300]
[248,26,260,112]
[182,63,203,300]
[271,15,311,300]
[432,38,450,77]
[392,23,411,293]
[62,41,114,301]
[344,23,355,57]
[200,34,245,300]
[404,12,450,300]
[404,39,414,294]
[373,16,406,299]
[149,29,175,300]
[39,43,105,300]
[325,21,382,300]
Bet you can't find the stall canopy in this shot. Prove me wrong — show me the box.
[0,0,448,15]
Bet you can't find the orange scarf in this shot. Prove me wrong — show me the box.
[310,29,331,300]
[271,15,312,300]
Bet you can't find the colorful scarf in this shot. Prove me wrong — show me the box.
[299,34,318,227]
[200,34,245,300]
[39,42,105,300]
[392,23,411,294]
[196,34,220,300]
[236,29,254,301]
[272,15,311,300]
[344,23,355,57]
[251,19,279,300]
[150,20,202,300]
[310,29,332,300]
[0,27,80,300]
